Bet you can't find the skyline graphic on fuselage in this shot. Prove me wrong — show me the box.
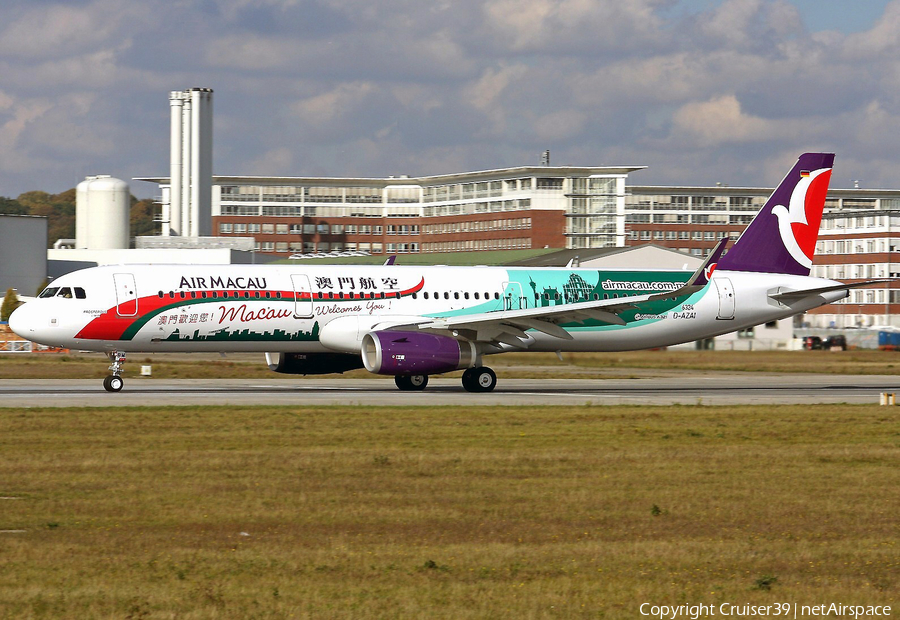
[165,321,320,343]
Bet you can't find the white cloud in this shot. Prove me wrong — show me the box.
[3,0,900,196]
[670,95,773,146]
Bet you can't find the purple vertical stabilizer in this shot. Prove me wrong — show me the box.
[717,152,834,276]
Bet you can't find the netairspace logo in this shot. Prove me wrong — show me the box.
[639,603,892,619]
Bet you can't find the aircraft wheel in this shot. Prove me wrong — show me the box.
[103,375,124,392]
[395,374,428,391]
[461,367,479,392]
[463,367,496,393]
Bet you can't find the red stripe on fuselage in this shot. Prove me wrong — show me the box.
[73,278,426,340]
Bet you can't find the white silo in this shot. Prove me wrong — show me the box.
[75,175,130,250]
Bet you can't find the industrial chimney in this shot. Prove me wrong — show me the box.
[167,88,213,237]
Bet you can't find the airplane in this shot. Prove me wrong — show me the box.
[8,152,883,393]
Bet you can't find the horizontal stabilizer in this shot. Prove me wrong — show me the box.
[769,279,892,303]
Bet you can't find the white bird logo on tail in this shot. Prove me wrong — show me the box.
[772,167,832,269]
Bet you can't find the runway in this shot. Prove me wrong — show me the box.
[2,373,900,407]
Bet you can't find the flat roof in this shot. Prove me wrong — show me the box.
[629,186,900,198]
[134,165,646,187]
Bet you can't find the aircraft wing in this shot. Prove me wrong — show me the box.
[406,294,666,348]
[388,239,730,348]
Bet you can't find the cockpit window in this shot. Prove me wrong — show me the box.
[39,287,59,299]
[58,287,73,298]
[74,287,86,299]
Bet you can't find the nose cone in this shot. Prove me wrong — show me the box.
[7,303,30,339]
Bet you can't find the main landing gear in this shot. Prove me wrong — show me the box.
[393,366,498,393]
[103,351,126,392]
[462,367,496,393]
[395,374,428,391]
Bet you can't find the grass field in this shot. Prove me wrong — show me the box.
[0,404,896,618]
[4,349,900,380]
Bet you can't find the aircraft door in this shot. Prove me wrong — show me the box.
[113,273,138,317]
[714,277,735,320]
[291,274,313,318]
[502,282,525,310]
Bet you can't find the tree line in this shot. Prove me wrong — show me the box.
[0,190,157,247]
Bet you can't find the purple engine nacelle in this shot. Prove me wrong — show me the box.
[361,330,477,375]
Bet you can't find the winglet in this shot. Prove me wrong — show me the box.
[646,237,728,302]
[384,255,397,266]
[687,237,729,288]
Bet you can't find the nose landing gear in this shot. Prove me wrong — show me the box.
[103,351,126,392]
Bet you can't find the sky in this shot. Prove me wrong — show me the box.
[1,0,899,199]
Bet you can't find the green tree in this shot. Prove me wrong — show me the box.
[130,197,158,237]
[1,288,23,322]
[18,189,76,247]
[0,196,27,215]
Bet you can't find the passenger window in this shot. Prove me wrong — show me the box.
[39,287,59,299]
[444,292,449,300]
[464,292,469,300]
[494,292,499,300]
[474,292,479,300]
[423,292,429,299]
[74,287,86,299]
[453,292,459,300]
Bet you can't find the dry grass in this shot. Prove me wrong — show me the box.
[0,404,897,618]
[3,349,900,381]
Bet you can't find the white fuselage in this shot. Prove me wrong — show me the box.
[10,264,846,356]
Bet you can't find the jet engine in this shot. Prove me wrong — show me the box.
[265,352,364,375]
[361,330,476,375]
